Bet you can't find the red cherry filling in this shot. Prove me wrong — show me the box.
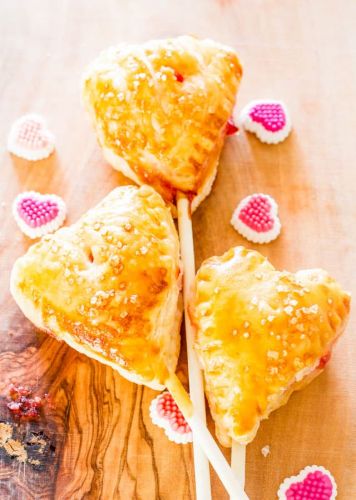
[226,117,239,135]
[174,71,184,82]
[318,351,331,369]
[7,384,48,421]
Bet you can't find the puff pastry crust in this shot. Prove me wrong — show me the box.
[11,185,182,390]
[82,36,242,211]
[191,247,351,445]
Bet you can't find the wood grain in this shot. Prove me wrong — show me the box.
[1,0,356,498]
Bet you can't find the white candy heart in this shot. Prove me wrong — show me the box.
[8,114,55,161]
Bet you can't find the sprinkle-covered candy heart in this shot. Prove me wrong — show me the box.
[149,391,192,444]
[240,100,291,144]
[13,191,66,239]
[231,193,281,244]
[278,465,337,500]
[7,114,55,161]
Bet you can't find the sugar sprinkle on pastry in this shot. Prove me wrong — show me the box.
[277,465,337,500]
[12,191,66,239]
[240,99,291,144]
[149,391,192,444]
[231,193,281,244]
[8,114,55,161]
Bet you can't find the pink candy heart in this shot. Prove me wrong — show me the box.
[149,391,192,444]
[231,193,281,244]
[8,114,55,161]
[278,465,337,500]
[13,191,66,239]
[240,100,291,144]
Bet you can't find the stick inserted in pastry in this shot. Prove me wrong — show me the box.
[177,193,212,500]
[231,442,246,491]
[11,186,248,500]
[82,36,243,215]
[82,35,245,499]
[165,373,248,500]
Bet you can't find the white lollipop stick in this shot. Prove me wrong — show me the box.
[176,192,212,500]
[166,373,249,500]
[231,442,246,492]
[175,193,249,500]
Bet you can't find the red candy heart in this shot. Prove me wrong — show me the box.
[231,193,281,244]
[13,191,66,239]
[149,391,192,444]
[7,114,55,161]
[278,465,337,500]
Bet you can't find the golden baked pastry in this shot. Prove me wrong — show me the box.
[191,246,350,446]
[11,185,182,390]
[82,36,242,211]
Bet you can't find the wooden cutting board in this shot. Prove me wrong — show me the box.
[1,1,355,498]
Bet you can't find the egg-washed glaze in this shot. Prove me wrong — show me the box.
[82,36,242,211]
[11,185,182,390]
[191,246,350,445]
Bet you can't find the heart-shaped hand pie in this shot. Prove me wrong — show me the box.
[231,193,281,243]
[11,185,182,390]
[13,191,66,239]
[278,465,337,500]
[149,391,192,444]
[240,100,291,144]
[191,246,350,446]
[7,114,55,161]
[82,36,242,211]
